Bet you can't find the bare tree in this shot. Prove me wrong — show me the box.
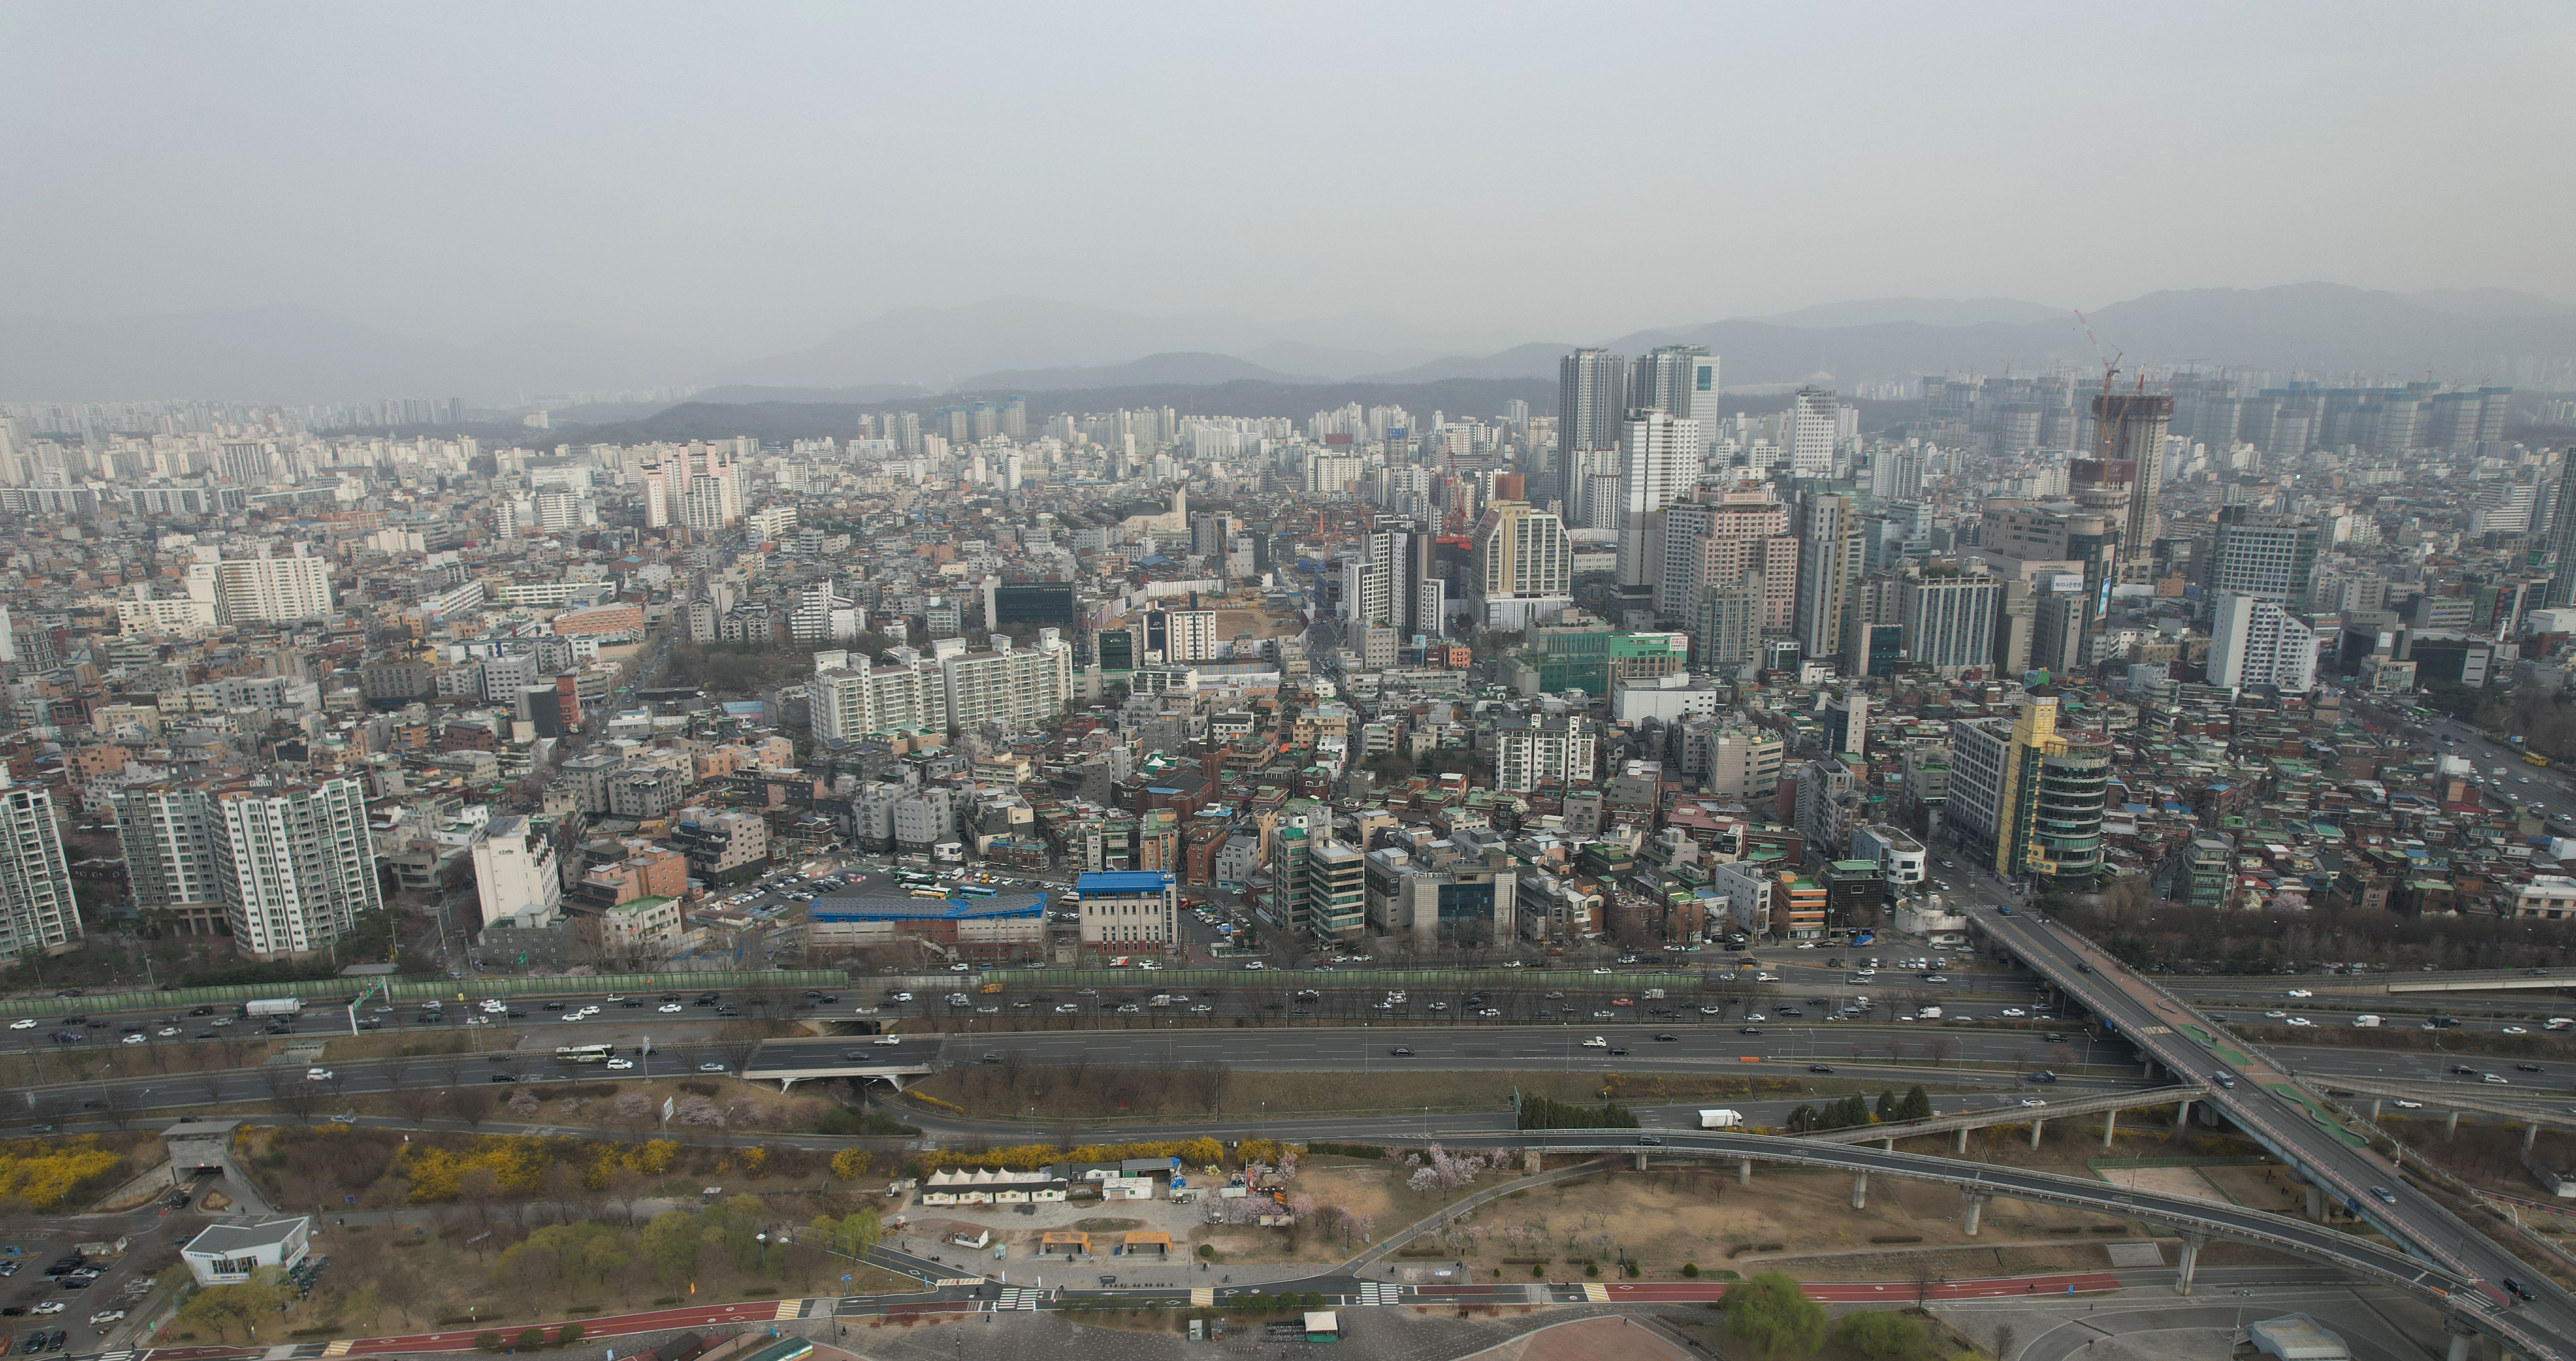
[1062,1049,1092,1094]
[97,1085,138,1132]
[1992,1323,2017,1361]
[265,1068,325,1125]
[712,1021,766,1073]
[1184,1059,1231,1115]
[386,1082,440,1129]
[447,1085,496,1130]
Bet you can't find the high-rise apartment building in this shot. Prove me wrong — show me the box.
[1785,386,1839,478]
[209,778,380,960]
[1633,345,1720,447]
[2091,393,2173,562]
[2548,470,2576,608]
[1554,349,1627,499]
[1662,489,1799,626]
[185,549,333,624]
[2207,507,2320,613]
[1613,410,1701,592]
[0,768,78,959]
[1897,567,2002,676]
[1468,500,1573,628]
[1948,697,2109,887]
[2207,592,2318,693]
[1493,713,1596,793]
[1793,491,1859,662]
[470,815,562,929]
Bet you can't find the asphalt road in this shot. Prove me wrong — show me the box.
[1972,897,2576,1357]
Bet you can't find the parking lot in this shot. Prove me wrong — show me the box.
[0,1237,162,1353]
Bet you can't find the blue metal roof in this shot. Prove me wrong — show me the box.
[1079,871,1175,893]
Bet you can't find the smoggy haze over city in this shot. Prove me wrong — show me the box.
[6,1,2573,372]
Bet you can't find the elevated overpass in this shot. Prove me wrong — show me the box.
[744,1036,945,1089]
[1485,1126,2470,1301]
[1971,905,2576,1361]
[2303,1074,2576,1145]
[1801,1082,2206,1149]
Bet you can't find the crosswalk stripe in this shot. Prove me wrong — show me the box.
[772,1299,801,1320]
[1582,1283,1610,1303]
[321,1344,353,1357]
[1190,1288,1214,1306]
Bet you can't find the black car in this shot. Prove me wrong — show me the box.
[1809,1064,1835,1073]
[542,1002,566,1011]
[187,1007,213,1017]
[1636,1134,1664,1146]
[2517,1064,2546,1073]
[42,1332,61,1352]
[2453,1064,2480,1076]
[489,1073,517,1083]
[1653,1033,1678,1041]
[19,1331,39,1354]
[1607,1047,1630,1056]
[1739,1026,1763,1036]
[1390,1047,1415,1057]
[620,1000,645,1009]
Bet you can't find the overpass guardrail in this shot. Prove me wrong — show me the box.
[0,968,850,1019]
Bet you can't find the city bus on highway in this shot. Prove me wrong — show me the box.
[555,1044,615,1064]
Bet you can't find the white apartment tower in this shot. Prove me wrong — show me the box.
[212,778,380,960]
[1786,386,1839,478]
[186,548,334,624]
[1613,409,1701,590]
[0,768,78,958]
[2207,591,2318,693]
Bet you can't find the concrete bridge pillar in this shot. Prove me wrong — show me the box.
[1632,1150,1650,1172]
[1956,1126,1970,1154]
[1738,1158,1753,1185]
[2446,1327,2473,1361]
[2174,1099,2192,1132]
[1962,1193,1986,1237]
[2371,1098,2382,1121]
[1884,1138,1895,1152]
[2305,1183,2325,1220]
[1851,1170,1869,1210]
[2447,1110,2462,1140]
[2030,1119,2044,1150]
[2143,1057,2157,1081]
[1527,1149,1543,1173]
[2528,1124,2543,1154]
[2174,1234,2203,1296]
[2101,1109,2118,1148]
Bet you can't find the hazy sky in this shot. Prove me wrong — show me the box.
[8,1,2572,359]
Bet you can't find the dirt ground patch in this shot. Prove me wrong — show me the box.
[2091,1164,2229,1205]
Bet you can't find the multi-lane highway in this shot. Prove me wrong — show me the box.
[1974,900,2576,1358]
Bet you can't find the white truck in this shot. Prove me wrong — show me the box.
[238,998,302,1019]
[2352,1014,2381,1027]
[1916,1005,1942,1020]
[1698,1109,1744,1129]
[1642,988,1666,1000]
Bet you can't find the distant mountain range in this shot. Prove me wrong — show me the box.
[8,284,2576,408]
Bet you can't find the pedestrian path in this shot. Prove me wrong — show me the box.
[993,1288,1040,1311]
[1581,1282,1610,1303]
[1189,1287,1214,1306]
[1356,1281,1405,1306]
[771,1299,805,1321]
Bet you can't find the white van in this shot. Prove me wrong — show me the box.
[2352,1014,2381,1027]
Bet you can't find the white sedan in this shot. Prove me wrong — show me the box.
[659,1003,684,1013]
[7,1019,33,1030]
[2000,1008,2027,1017]
[2286,989,2314,999]
[2286,1017,2311,1027]
[605,1059,635,1071]
[121,1033,146,1045]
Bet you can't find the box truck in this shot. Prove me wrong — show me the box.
[1698,1109,1745,1129]
[238,998,303,1019]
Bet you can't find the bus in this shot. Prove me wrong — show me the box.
[956,885,996,899]
[894,870,935,885]
[907,887,949,900]
[2527,752,2551,768]
[555,1044,615,1064]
